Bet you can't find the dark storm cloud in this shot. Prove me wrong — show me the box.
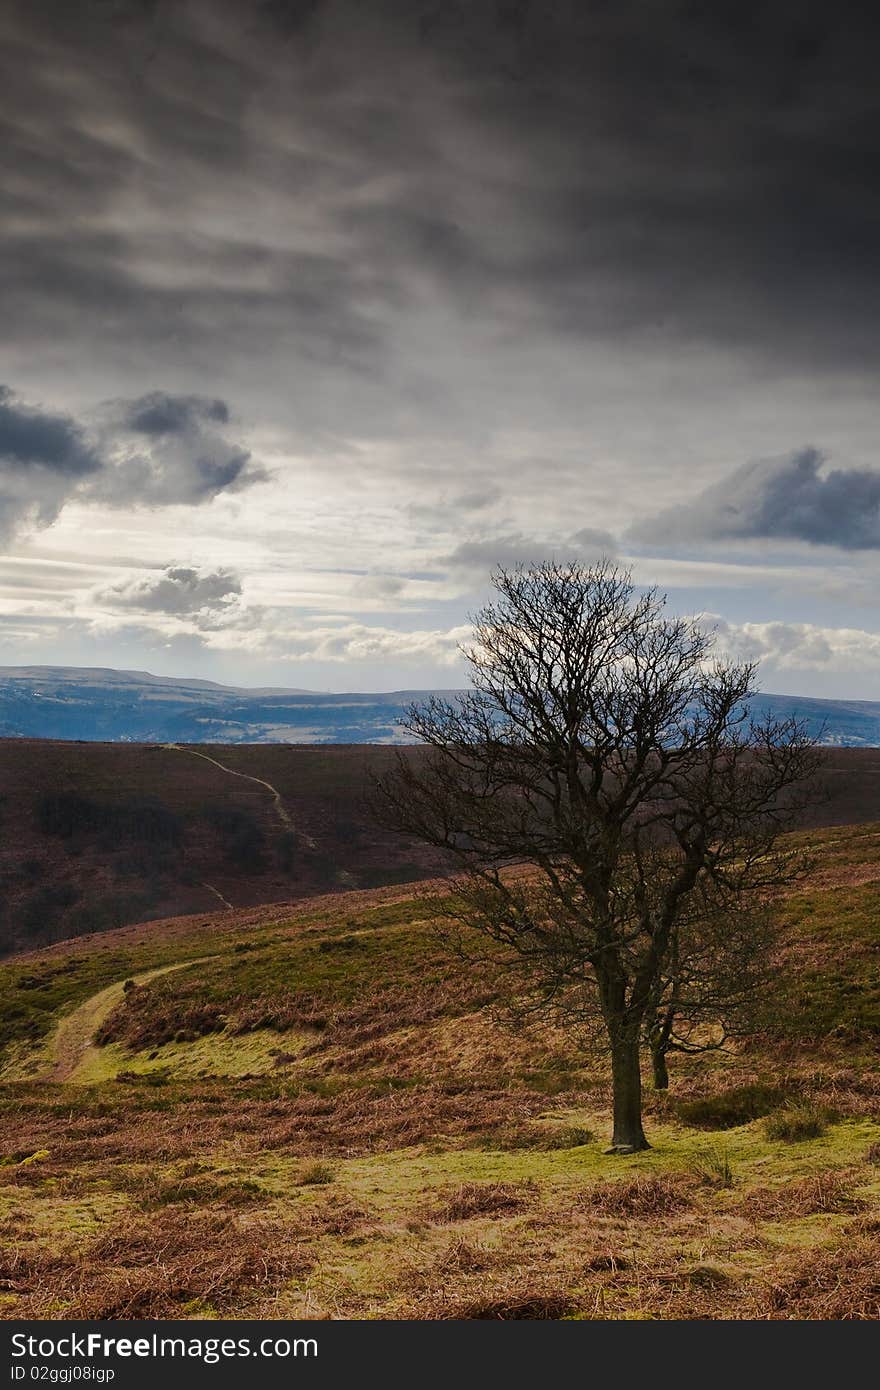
[3,0,880,443]
[0,383,265,542]
[0,385,102,543]
[94,391,267,507]
[635,448,880,550]
[125,392,229,435]
[0,386,99,477]
[100,565,242,614]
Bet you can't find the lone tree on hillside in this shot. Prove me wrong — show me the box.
[374,561,818,1152]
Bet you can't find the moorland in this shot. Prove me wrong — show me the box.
[0,741,444,954]
[1,741,878,956]
[0,815,878,1320]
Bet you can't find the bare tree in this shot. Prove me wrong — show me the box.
[374,562,817,1153]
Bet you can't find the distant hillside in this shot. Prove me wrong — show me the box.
[0,737,877,955]
[0,666,457,743]
[1,666,879,745]
[0,740,445,955]
[751,693,880,747]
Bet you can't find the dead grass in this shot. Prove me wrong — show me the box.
[676,1083,790,1130]
[417,1279,576,1320]
[297,1161,335,1186]
[96,984,226,1049]
[128,1173,270,1210]
[391,1239,577,1321]
[5,1210,311,1318]
[301,1194,374,1238]
[738,1171,864,1221]
[228,992,329,1034]
[2,818,880,1321]
[0,1079,570,1173]
[764,1102,835,1142]
[578,1175,694,1218]
[422,1236,497,1275]
[481,1123,594,1152]
[425,1181,537,1224]
[751,1227,880,1319]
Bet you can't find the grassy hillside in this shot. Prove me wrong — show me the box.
[1,740,878,955]
[0,824,878,1320]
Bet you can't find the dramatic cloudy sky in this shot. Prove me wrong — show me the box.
[2,0,880,695]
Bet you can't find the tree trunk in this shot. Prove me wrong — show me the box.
[648,1003,675,1090]
[650,1044,669,1090]
[609,1034,650,1152]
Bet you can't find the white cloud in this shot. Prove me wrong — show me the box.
[249,621,473,667]
[75,599,473,669]
[710,617,880,673]
[99,565,242,616]
[442,528,617,575]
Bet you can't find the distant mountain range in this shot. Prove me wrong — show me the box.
[0,666,458,743]
[0,665,879,745]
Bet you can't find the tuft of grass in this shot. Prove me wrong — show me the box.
[130,1174,269,1210]
[297,1161,336,1186]
[412,1279,575,1320]
[752,1229,880,1319]
[764,1102,834,1142]
[305,1194,371,1236]
[739,1172,862,1220]
[2,1209,311,1319]
[482,1123,593,1152]
[691,1148,735,1189]
[116,1069,171,1086]
[97,984,226,1049]
[583,1250,629,1272]
[540,1125,594,1150]
[317,935,365,954]
[687,1265,732,1288]
[865,1141,880,1166]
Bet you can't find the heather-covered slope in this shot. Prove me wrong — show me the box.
[0,741,444,954]
[1,825,878,1320]
[1,739,878,955]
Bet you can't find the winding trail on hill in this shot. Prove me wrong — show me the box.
[163,743,317,847]
[201,881,234,911]
[46,960,203,1084]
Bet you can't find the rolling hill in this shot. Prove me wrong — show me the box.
[1,666,880,746]
[0,666,457,744]
[0,740,445,955]
[0,738,878,956]
[1,821,878,1320]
